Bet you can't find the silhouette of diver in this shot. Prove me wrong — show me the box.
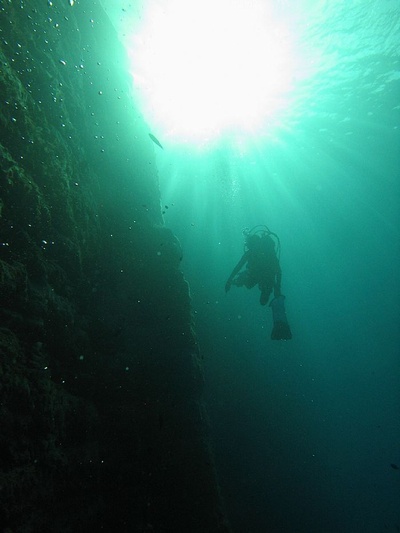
[225,226,281,305]
[225,226,292,340]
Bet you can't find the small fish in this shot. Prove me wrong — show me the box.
[390,463,399,470]
[149,133,163,149]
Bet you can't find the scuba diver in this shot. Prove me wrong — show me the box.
[225,225,292,340]
[225,226,281,306]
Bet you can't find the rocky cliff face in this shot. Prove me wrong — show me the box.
[0,2,228,531]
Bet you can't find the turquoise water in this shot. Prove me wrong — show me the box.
[1,0,398,530]
[111,1,399,531]
[147,2,400,531]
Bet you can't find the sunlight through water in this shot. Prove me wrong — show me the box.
[125,0,314,145]
[96,3,399,530]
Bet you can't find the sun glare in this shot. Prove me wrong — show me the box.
[127,0,305,144]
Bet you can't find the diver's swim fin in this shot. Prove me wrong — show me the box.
[270,295,292,340]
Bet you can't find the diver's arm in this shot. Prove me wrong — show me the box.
[225,253,248,292]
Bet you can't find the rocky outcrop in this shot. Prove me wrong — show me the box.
[0,2,228,531]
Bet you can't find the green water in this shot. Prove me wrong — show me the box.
[106,1,400,531]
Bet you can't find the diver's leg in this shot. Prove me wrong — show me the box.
[259,284,272,306]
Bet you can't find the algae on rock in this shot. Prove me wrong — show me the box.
[0,1,229,531]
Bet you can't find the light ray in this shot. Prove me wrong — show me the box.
[126,0,313,145]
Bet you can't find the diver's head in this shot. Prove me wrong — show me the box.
[245,234,260,250]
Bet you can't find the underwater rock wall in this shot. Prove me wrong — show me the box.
[0,2,228,531]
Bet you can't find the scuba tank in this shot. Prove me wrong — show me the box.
[242,225,280,258]
[270,295,292,340]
